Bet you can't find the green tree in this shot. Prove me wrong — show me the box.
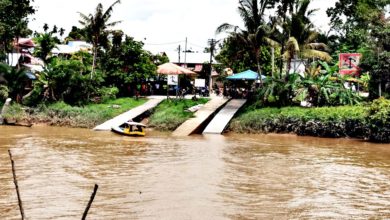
[101,36,157,96]
[216,0,277,80]
[275,0,295,72]
[281,0,331,72]
[78,0,122,78]
[0,0,35,57]
[66,26,87,42]
[30,52,103,105]
[33,26,61,63]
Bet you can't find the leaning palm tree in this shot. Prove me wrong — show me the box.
[78,0,121,78]
[216,0,277,81]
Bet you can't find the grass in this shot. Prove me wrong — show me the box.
[25,98,147,128]
[230,105,368,138]
[149,98,209,131]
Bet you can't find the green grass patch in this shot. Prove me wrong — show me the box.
[149,98,209,131]
[29,98,147,128]
[230,105,368,138]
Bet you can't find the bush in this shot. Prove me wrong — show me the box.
[230,105,367,138]
[0,84,8,101]
[97,86,119,103]
[366,97,390,142]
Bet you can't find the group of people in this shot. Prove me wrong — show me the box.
[213,83,253,99]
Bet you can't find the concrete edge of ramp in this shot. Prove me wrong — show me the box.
[202,99,247,135]
[172,97,230,136]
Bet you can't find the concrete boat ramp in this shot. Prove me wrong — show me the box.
[93,97,164,131]
[203,99,247,134]
[94,95,246,135]
[172,97,229,136]
[172,98,246,136]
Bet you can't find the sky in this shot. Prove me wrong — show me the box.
[29,0,338,54]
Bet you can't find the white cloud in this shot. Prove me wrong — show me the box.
[29,0,337,54]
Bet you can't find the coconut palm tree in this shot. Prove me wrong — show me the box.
[216,0,277,81]
[276,0,295,72]
[78,0,121,78]
[282,0,331,72]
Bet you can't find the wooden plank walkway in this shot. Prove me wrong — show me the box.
[93,97,164,131]
[172,97,229,136]
[203,99,247,134]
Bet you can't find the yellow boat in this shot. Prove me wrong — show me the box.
[111,122,146,137]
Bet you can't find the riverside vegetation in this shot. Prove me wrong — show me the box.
[0,98,209,130]
[229,97,390,143]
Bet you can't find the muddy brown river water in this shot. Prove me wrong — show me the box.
[1,126,390,219]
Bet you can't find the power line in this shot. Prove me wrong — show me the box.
[144,40,184,46]
[187,42,206,49]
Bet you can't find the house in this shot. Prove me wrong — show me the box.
[6,38,44,73]
[51,41,92,56]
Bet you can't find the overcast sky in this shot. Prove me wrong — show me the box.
[29,0,337,54]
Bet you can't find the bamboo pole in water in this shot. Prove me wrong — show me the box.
[82,184,99,220]
[8,150,25,220]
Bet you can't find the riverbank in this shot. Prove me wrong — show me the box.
[228,97,390,143]
[0,97,209,130]
[1,97,390,143]
[1,98,147,128]
[229,105,367,138]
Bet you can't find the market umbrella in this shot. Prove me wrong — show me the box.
[157,63,196,98]
[226,69,265,80]
[157,63,196,75]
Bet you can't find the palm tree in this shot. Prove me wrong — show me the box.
[282,0,331,72]
[216,0,277,81]
[276,0,295,72]
[78,0,121,78]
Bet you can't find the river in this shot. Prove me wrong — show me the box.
[1,126,390,219]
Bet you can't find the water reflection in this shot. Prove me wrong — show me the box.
[0,126,390,219]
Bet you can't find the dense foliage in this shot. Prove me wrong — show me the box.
[366,97,390,142]
[0,0,35,57]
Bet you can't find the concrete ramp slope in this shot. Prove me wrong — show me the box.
[94,98,164,131]
[203,99,247,135]
[172,97,229,136]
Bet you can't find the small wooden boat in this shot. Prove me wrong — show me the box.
[111,121,146,137]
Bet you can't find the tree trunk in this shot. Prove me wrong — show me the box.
[256,49,263,84]
[91,46,97,79]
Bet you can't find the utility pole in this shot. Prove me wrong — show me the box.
[184,37,188,66]
[208,38,216,93]
[177,45,181,64]
[271,47,275,76]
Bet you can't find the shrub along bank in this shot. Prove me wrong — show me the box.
[229,98,390,143]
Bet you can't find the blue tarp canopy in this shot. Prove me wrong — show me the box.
[226,69,265,80]
[25,72,37,80]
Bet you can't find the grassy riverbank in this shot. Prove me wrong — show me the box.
[4,98,147,128]
[2,97,208,130]
[148,98,209,131]
[229,105,367,138]
[3,96,390,143]
[229,98,390,142]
